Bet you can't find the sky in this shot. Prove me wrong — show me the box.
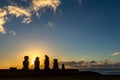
[0,0,120,69]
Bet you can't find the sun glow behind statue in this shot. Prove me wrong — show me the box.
[22,48,47,69]
[31,58,35,65]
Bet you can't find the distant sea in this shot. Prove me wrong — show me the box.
[79,69,120,75]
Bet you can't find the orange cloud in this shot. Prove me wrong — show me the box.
[32,0,60,12]
[0,0,61,34]
[7,6,31,24]
[0,9,7,33]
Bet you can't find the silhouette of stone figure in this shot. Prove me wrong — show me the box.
[34,57,40,70]
[62,64,65,70]
[23,56,29,70]
[53,59,59,70]
[44,55,50,70]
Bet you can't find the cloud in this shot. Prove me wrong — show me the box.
[0,0,61,34]
[0,9,7,34]
[44,21,55,29]
[10,31,16,36]
[59,61,80,69]
[22,17,32,24]
[48,21,54,28]
[59,60,120,69]
[31,0,61,12]
[7,6,32,23]
[78,0,82,5]
[112,52,120,56]
[7,6,31,17]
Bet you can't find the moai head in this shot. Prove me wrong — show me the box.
[45,55,49,60]
[24,56,29,61]
[54,59,58,63]
[36,57,39,61]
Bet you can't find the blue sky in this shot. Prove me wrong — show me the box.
[0,0,120,69]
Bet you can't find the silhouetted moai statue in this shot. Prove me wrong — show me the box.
[53,59,59,71]
[62,64,65,70]
[44,55,50,70]
[23,56,29,70]
[34,57,40,71]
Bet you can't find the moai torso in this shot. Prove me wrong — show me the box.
[62,64,65,70]
[53,59,59,70]
[34,57,40,70]
[44,55,50,70]
[23,56,29,70]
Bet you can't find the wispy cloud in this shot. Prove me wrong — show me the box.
[48,21,54,28]
[0,0,61,34]
[7,6,31,18]
[73,0,82,6]
[78,0,82,6]
[10,31,16,36]
[112,52,120,56]
[7,6,32,24]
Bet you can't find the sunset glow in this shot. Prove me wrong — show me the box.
[31,58,35,65]
[23,48,46,65]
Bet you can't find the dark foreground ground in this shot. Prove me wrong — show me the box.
[1,75,120,80]
[0,69,120,80]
